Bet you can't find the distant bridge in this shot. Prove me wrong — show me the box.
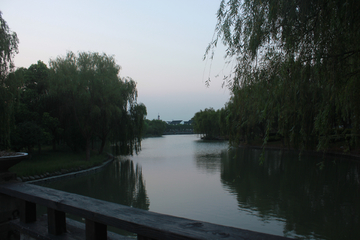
[163,130,194,135]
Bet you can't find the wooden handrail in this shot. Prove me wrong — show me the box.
[0,182,294,240]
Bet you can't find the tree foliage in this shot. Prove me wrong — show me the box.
[0,11,18,81]
[10,61,55,154]
[0,11,146,157]
[206,0,360,151]
[193,108,225,140]
[1,49,147,160]
[0,12,19,149]
[143,119,167,137]
[49,52,147,159]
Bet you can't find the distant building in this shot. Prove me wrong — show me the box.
[168,120,182,125]
[183,120,193,125]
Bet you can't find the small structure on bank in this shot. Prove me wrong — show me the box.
[167,120,183,125]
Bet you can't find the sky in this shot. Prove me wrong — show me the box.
[2,0,232,121]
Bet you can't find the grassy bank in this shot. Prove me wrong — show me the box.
[9,146,108,178]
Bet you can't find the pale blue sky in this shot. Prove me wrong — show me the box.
[2,0,231,121]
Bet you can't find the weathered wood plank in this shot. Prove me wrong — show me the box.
[48,208,66,235]
[0,183,295,240]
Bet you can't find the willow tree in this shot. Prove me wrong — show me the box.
[207,0,360,151]
[109,77,147,155]
[50,52,146,160]
[193,108,222,140]
[0,12,19,149]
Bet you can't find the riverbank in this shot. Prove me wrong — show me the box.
[238,139,360,160]
[8,147,113,182]
[24,155,114,184]
[8,137,360,183]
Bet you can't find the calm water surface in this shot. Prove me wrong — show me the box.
[41,135,360,239]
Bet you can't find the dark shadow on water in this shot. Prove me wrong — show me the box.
[219,147,360,240]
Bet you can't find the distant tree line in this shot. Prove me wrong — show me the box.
[197,0,360,152]
[143,119,167,137]
[0,12,147,160]
[142,119,194,137]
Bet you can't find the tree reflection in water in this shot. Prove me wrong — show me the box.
[114,159,149,210]
[220,147,360,240]
[41,159,149,210]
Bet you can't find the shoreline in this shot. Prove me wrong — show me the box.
[237,142,360,161]
[13,141,360,184]
[17,153,115,184]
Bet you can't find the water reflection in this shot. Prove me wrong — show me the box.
[220,147,360,240]
[41,159,149,210]
[193,140,227,174]
[41,135,360,240]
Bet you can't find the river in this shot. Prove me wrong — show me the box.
[40,134,360,239]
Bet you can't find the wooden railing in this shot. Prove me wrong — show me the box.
[0,182,294,240]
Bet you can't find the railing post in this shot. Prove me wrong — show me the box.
[85,219,107,240]
[19,200,36,223]
[47,208,66,235]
